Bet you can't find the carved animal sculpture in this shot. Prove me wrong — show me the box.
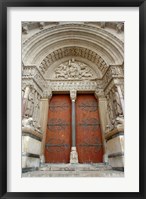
[22,117,33,128]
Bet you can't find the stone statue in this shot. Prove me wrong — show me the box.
[25,89,35,117]
[68,59,79,78]
[22,116,34,129]
[113,87,123,116]
[33,93,40,123]
[113,114,124,129]
[70,147,78,163]
[106,94,114,125]
[116,23,123,33]
[22,89,25,99]
[115,115,124,125]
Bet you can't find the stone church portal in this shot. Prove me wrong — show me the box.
[22,22,124,176]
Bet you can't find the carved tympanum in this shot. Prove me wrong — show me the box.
[54,59,94,79]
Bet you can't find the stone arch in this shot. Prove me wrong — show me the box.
[22,23,124,77]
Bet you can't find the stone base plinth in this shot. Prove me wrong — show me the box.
[103,153,109,165]
[70,147,78,164]
[22,156,40,169]
[105,127,124,171]
[40,154,45,163]
[22,128,42,170]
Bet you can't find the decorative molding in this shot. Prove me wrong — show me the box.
[22,23,124,47]
[22,152,40,159]
[105,126,124,141]
[95,89,105,98]
[103,65,124,92]
[108,152,124,158]
[43,88,52,99]
[48,80,100,91]
[106,132,124,142]
[39,47,108,76]
[22,23,124,71]
[22,65,46,92]
[22,132,42,142]
[22,128,43,140]
[84,22,124,33]
[22,22,124,37]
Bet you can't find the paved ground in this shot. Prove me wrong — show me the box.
[22,163,124,177]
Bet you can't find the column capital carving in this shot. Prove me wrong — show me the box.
[70,89,77,101]
[43,89,52,99]
[94,89,105,99]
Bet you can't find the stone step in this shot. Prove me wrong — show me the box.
[22,170,124,177]
[39,163,112,171]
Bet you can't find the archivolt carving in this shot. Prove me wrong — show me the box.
[39,47,108,76]
[22,23,124,47]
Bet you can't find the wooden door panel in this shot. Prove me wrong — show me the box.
[76,94,103,163]
[45,94,71,163]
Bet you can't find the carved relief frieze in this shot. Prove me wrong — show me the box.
[43,88,52,99]
[22,78,43,97]
[102,65,124,90]
[104,81,124,132]
[22,65,47,96]
[39,47,108,76]
[48,80,100,91]
[54,59,95,80]
[22,85,42,133]
[95,89,105,98]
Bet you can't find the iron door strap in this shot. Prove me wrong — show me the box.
[79,143,103,147]
[49,102,69,112]
[46,143,69,148]
[78,138,102,152]
[78,101,98,112]
[45,138,70,152]
[79,118,100,131]
[47,118,70,131]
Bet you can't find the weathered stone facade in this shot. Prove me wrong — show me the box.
[22,22,124,173]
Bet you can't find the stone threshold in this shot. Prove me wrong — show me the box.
[39,163,112,171]
[22,169,124,177]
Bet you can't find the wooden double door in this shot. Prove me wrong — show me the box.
[45,94,103,163]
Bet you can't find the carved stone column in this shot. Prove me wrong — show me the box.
[22,85,31,117]
[70,89,78,164]
[95,90,108,164]
[40,90,52,163]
